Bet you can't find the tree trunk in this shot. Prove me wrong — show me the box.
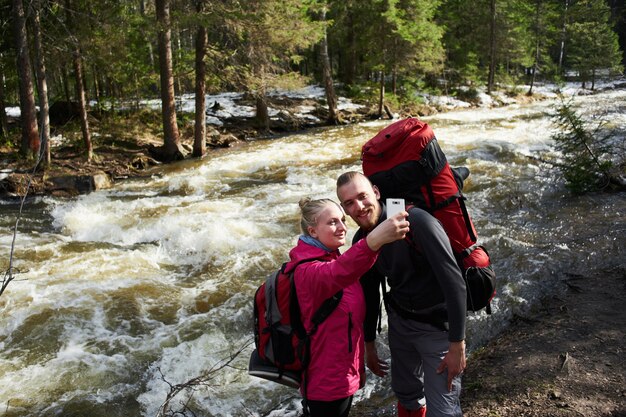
[591,69,596,90]
[61,65,72,104]
[529,0,544,96]
[378,70,385,118]
[13,0,40,158]
[344,2,356,86]
[33,2,51,165]
[193,1,207,158]
[66,0,93,161]
[487,0,497,93]
[175,31,182,95]
[73,50,93,161]
[0,59,9,137]
[140,0,155,68]
[156,0,183,161]
[92,64,101,110]
[528,26,540,94]
[255,93,270,132]
[319,5,338,125]
[558,0,569,74]
[528,66,536,95]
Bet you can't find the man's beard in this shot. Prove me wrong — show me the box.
[355,207,378,232]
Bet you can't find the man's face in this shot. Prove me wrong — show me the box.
[337,174,381,232]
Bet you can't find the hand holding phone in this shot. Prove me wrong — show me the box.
[386,198,405,218]
[366,198,410,250]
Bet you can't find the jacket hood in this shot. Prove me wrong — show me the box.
[284,238,337,274]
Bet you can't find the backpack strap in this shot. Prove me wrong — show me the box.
[457,194,478,243]
[287,260,344,342]
[288,259,343,413]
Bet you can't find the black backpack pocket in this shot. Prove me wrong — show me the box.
[464,264,496,314]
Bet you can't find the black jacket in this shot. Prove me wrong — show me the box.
[357,205,467,342]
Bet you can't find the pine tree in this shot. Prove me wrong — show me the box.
[567,0,623,89]
[551,99,617,194]
[226,0,324,131]
[438,0,489,86]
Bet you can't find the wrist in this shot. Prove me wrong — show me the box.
[449,340,466,353]
[365,234,381,251]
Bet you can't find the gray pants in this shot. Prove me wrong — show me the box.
[388,309,462,417]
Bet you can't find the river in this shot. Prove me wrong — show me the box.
[1,87,625,417]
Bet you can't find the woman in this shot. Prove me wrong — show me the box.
[283,197,408,417]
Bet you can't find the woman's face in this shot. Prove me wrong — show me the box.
[308,203,347,251]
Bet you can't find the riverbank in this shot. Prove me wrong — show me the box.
[4,79,626,198]
[0,84,551,198]
[350,266,626,417]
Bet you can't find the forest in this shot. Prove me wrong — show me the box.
[1,0,624,164]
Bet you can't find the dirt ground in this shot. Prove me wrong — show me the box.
[460,267,626,417]
[351,267,626,417]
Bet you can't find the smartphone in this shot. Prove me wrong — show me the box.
[386,198,405,218]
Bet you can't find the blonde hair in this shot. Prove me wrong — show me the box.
[298,197,342,236]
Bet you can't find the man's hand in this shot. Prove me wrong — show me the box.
[365,341,389,377]
[436,340,466,391]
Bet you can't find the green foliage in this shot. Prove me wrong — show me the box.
[383,0,446,74]
[0,129,18,148]
[450,52,483,87]
[398,74,443,97]
[1,0,624,131]
[269,72,314,92]
[551,99,615,194]
[452,86,479,103]
[340,81,379,103]
[567,0,624,84]
[384,93,402,109]
[226,0,325,95]
[340,84,366,99]
[397,90,429,110]
[494,65,522,89]
[438,0,572,90]
[438,0,489,77]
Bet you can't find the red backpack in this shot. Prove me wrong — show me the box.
[249,261,342,388]
[362,117,496,313]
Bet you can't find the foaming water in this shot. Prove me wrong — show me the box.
[1,88,625,416]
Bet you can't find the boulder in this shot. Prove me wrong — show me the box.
[207,133,240,148]
[47,171,112,195]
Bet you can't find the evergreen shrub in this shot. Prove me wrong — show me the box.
[551,99,620,194]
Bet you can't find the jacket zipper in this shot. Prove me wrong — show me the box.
[348,312,353,352]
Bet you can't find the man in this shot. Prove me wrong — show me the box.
[336,171,466,417]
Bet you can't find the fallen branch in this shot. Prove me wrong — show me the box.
[156,339,254,417]
[1,134,46,297]
[155,338,303,417]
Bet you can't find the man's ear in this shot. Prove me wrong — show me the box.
[373,184,381,200]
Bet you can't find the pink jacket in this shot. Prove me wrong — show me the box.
[284,238,379,401]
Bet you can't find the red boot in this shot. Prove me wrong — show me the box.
[397,401,427,417]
